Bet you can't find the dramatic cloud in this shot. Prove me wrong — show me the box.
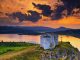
[32,3,53,16]
[51,0,80,20]
[61,0,80,15]
[32,2,66,20]
[0,0,80,29]
[32,2,80,20]
[6,10,42,22]
[51,5,65,20]
[27,10,42,22]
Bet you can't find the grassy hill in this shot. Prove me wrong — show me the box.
[9,42,79,60]
[52,42,79,60]
[0,42,79,60]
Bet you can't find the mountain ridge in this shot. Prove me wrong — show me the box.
[0,26,80,38]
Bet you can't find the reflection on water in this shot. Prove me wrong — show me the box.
[0,34,40,43]
[0,34,80,51]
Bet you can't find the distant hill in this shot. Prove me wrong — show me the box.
[0,26,56,35]
[19,26,70,32]
[0,26,40,35]
[20,26,55,32]
[0,26,70,33]
[56,29,80,38]
[0,26,80,38]
[55,27,70,31]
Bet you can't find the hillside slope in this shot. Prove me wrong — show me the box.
[9,42,79,60]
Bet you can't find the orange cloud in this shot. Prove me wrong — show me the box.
[0,0,80,29]
[58,16,80,25]
[20,16,80,29]
[0,0,50,14]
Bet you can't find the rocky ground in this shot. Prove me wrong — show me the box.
[78,52,80,60]
[40,42,79,60]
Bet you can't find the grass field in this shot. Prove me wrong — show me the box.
[0,42,36,55]
[10,42,79,60]
[0,42,39,60]
[0,42,79,60]
[11,46,41,60]
[0,46,26,55]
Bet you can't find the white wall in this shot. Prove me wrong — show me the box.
[40,33,58,49]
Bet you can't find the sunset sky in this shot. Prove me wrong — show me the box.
[0,0,80,51]
[0,0,80,29]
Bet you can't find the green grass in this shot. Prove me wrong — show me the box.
[0,47,26,55]
[11,46,42,60]
[0,42,37,55]
[13,50,41,60]
[53,42,79,54]
[12,42,79,60]
[0,42,79,60]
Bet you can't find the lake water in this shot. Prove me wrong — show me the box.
[0,34,80,51]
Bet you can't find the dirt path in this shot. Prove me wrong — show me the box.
[0,46,36,60]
